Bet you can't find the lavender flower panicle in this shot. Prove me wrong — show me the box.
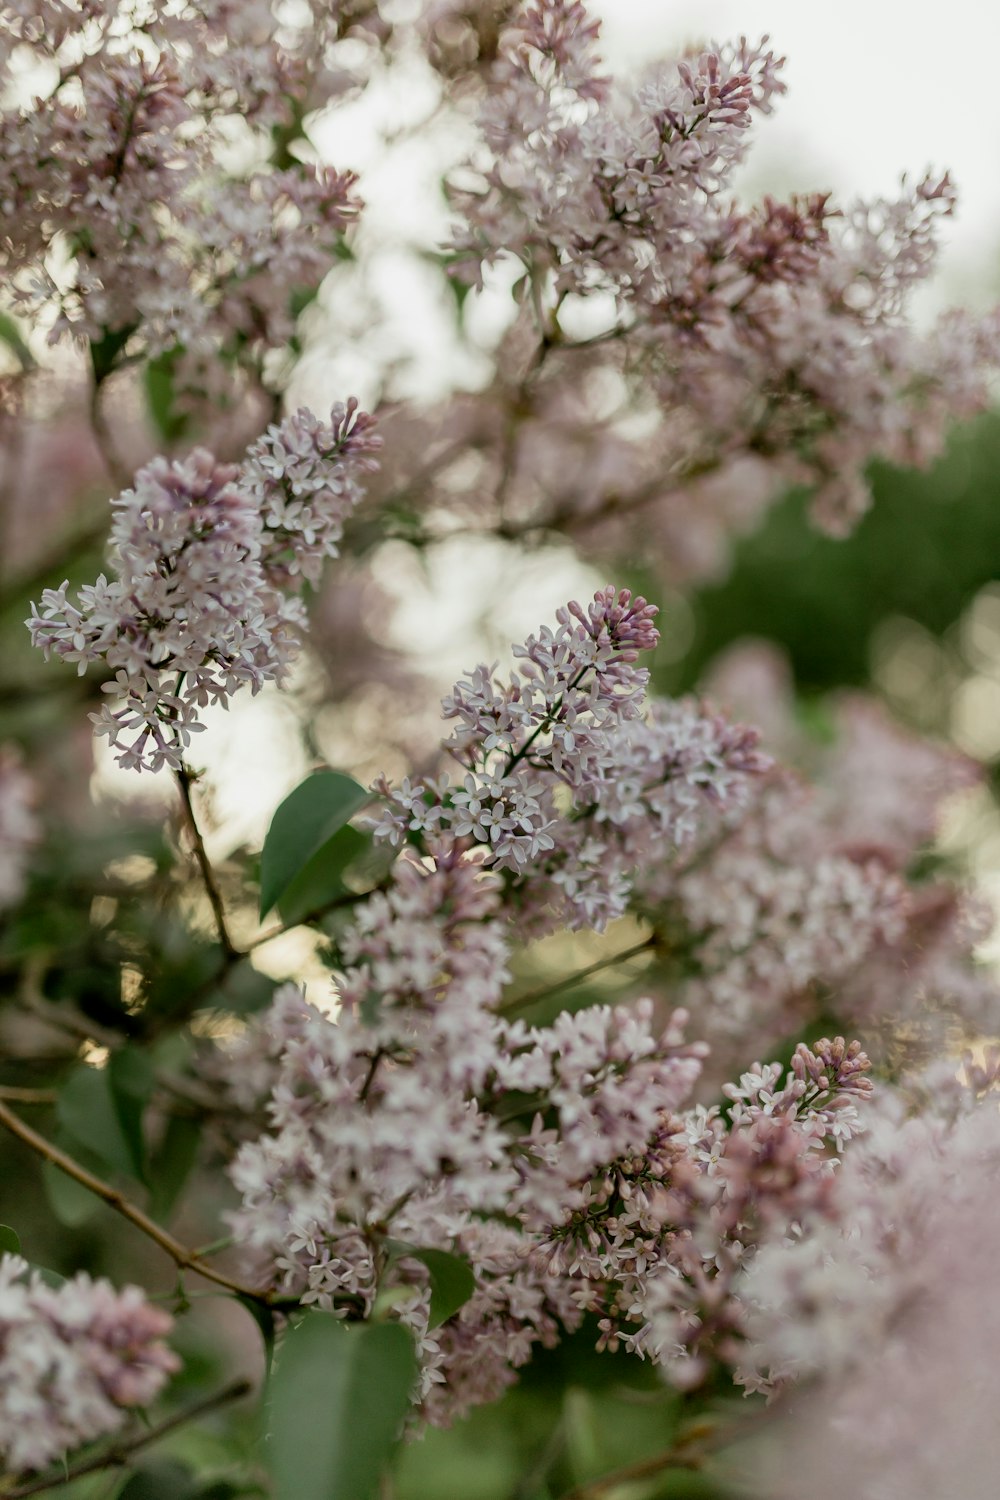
[27,404,378,771]
[0,1256,178,1474]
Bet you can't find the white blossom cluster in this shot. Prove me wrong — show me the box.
[374,588,766,931]
[26,404,377,771]
[0,1256,178,1473]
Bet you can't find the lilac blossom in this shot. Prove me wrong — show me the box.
[27,405,377,771]
[0,5,360,364]
[373,588,766,930]
[0,1255,178,1474]
[736,1076,1000,1500]
[423,1,1000,572]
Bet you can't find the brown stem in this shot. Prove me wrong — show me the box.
[498,936,657,1017]
[175,765,236,959]
[0,1087,55,1105]
[0,1378,253,1498]
[0,1099,275,1304]
[556,1443,700,1500]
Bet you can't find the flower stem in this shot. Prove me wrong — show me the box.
[175,764,236,959]
[0,1099,275,1305]
[0,1378,254,1498]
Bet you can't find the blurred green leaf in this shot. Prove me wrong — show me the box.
[0,310,34,369]
[42,1157,100,1227]
[274,824,369,927]
[238,1294,277,1384]
[267,1314,416,1500]
[384,1241,476,1329]
[259,771,372,920]
[57,1064,138,1182]
[0,1225,20,1255]
[149,1113,202,1221]
[108,1048,154,1183]
[144,347,191,444]
[117,1461,198,1500]
[89,323,137,384]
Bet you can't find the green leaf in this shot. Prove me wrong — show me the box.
[144,346,191,444]
[117,1461,198,1500]
[149,1113,202,1221]
[42,1157,100,1227]
[89,322,137,384]
[259,771,372,920]
[238,1294,277,1385]
[384,1242,476,1329]
[57,1064,138,1181]
[0,1225,20,1256]
[268,1314,416,1500]
[0,311,34,369]
[273,824,368,927]
[108,1048,154,1184]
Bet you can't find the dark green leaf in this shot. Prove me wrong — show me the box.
[238,1294,277,1384]
[149,1114,202,1221]
[384,1242,476,1329]
[268,1314,416,1500]
[259,771,372,920]
[273,824,368,927]
[89,323,137,383]
[57,1065,137,1181]
[108,1048,154,1183]
[117,1461,198,1500]
[144,346,191,444]
[0,1225,20,1255]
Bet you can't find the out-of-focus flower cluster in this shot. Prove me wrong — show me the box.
[361,0,1000,581]
[0,0,364,378]
[26,400,379,770]
[735,1062,1000,1499]
[0,1255,178,1473]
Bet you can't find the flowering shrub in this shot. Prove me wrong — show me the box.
[2,3,1000,1499]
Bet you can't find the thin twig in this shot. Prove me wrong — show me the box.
[0,1378,253,1498]
[175,765,236,959]
[0,1087,55,1105]
[499,936,657,1017]
[0,1099,276,1304]
[556,1442,700,1500]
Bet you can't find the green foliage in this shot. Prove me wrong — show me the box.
[0,1224,20,1255]
[57,1063,147,1183]
[258,770,373,920]
[383,1241,476,1329]
[657,414,1000,696]
[144,347,191,445]
[267,1313,417,1500]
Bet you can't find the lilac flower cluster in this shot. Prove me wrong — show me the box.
[374,587,766,930]
[400,0,1000,574]
[0,1255,178,1473]
[221,898,873,1420]
[675,645,1000,1062]
[0,3,360,366]
[26,403,377,771]
[737,1068,1000,1498]
[242,399,382,586]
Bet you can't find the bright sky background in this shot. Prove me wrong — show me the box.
[594,0,1000,307]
